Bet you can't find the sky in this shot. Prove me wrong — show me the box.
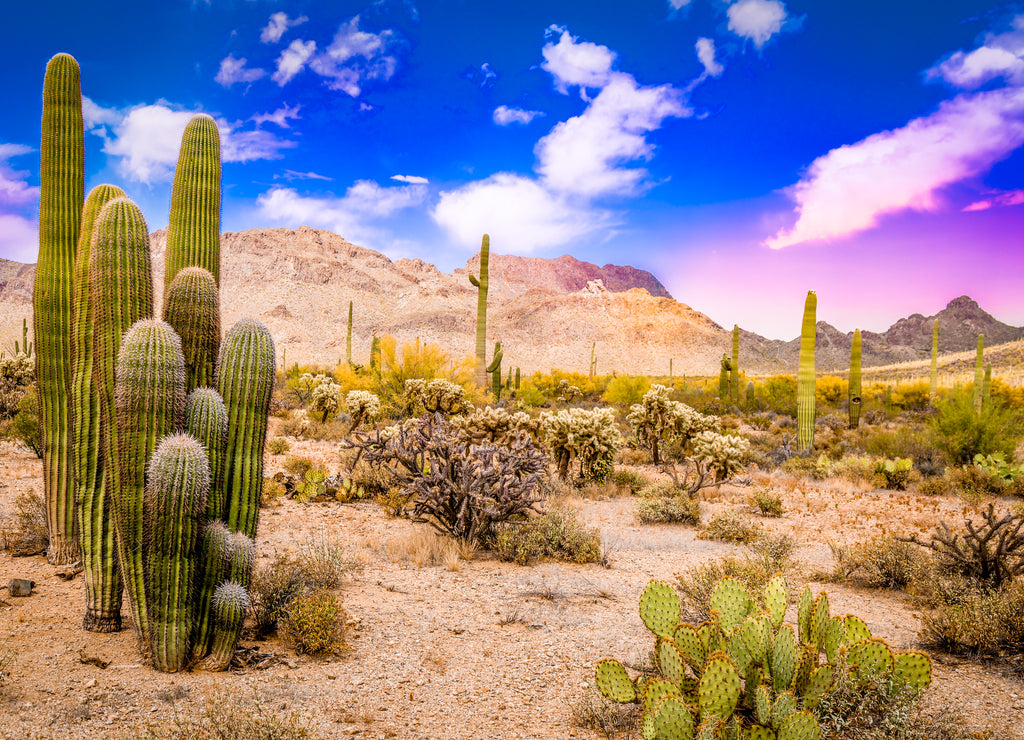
[1,0,1023,340]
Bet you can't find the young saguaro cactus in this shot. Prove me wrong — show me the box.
[166,113,221,293]
[797,291,816,451]
[346,300,353,365]
[163,267,220,393]
[849,328,862,430]
[36,52,85,565]
[192,523,254,662]
[144,433,210,673]
[973,334,984,412]
[217,318,276,539]
[487,340,503,401]
[468,234,489,389]
[111,319,186,642]
[730,325,739,404]
[929,319,939,402]
[204,582,250,671]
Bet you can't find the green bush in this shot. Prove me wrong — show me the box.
[930,390,1022,466]
[636,495,701,525]
[749,488,785,517]
[281,588,348,656]
[268,437,290,455]
[873,458,914,490]
[10,385,41,458]
[601,375,651,406]
[697,511,761,544]
[489,508,602,565]
[608,468,649,495]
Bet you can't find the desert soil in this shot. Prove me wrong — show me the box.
[0,431,1022,739]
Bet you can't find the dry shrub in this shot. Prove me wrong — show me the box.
[636,495,701,525]
[281,588,348,656]
[141,689,310,739]
[697,511,761,544]
[568,690,640,739]
[829,535,930,590]
[0,488,47,556]
[749,488,785,517]
[385,527,460,568]
[282,455,313,477]
[920,577,1024,657]
[608,468,650,495]
[267,437,290,455]
[489,508,602,565]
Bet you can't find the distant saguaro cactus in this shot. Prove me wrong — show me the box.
[468,235,489,389]
[983,363,992,411]
[929,319,939,401]
[487,341,503,401]
[718,355,729,401]
[346,300,353,365]
[973,334,984,412]
[36,52,85,565]
[797,291,816,451]
[849,328,862,430]
[166,113,221,293]
[730,325,739,403]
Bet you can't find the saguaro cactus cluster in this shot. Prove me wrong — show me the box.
[797,291,816,451]
[468,234,489,389]
[34,54,276,672]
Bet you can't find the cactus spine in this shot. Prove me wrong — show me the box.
[973,334,984,412]
[929,319,938,401]
[74,185,128,631]
[486,341,503,401]
[849,328,862,430]
[217,319,276,539]
[165,114,221,293]
[144,434,210,673]
[162,267,219,394]
[797,291,816,451]
[36,53,85,565]
[730,325,739,403]
[112,320,186,642]
[468,234,489,389]
[346,300,353,365]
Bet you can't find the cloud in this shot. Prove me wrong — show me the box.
[727,0,788,49]
[308,16,397,97]
[667,0,692,8]
[0,214,39,263]
[695,37,724,78]
[275,170,333,181]
[493,105,545,125]
[257,179,426,245]
[273,39,317,86]
[0,144,40,262]
[963,189,1024,211]
[82,96,121,130]
[432,173,615,253]
[261,12,308,44]
[0,144,39,206]
[85,100,296,183]
[215,54,266,87]
[251,104,301,128]
[927,16,1024,89]
[479,62,497,88]
[391,174,428,184]
[535,74,688,198]
[766,87,1024,249]
[541,25,616,94]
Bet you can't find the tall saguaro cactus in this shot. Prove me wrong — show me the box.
[36,52,85,565]
[217,319,276,539]
[797,291,817,451]
[166,114,221,293]
[929,319,939,401]
[848,329,862,430]
[973,334,984,412]
[730,325,739,403]
[468,234,489,389]
[163,267,220,393]
[112,320,186,642]
[346,301,353,365]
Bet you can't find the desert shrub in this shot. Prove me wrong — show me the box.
[281,589,348,656]
[749,488,785,517]
[268,437,290,455]
[568,690,640,739]
[816,376,846,407]
[347,413,546,544]
[615,446,651,466]
[745,413,774,430]
[831,455,876,484]
[601,375,651,406]
[675,544,792,621]
[490,508,602,565]
[698,511,761,544]
[0,488,47,556]
[636,495,701,525]
[539,406,621,482]
[780,454,819,479]
[919,573,1024,658]
[0,353,33,419]
[930,390,1022,466]
[260,476,286,507]
[917,474,952,496]
[759,374,797,416]
[370,336,473,413]
[142,690,310,740]
[858,426,933,464]
[889,381,932,412]
[830,535,929,590]
[608,468,649,495]
[9,386,41,458]
[873,457,915,490]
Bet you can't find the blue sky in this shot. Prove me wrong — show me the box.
[2,0,1023,339]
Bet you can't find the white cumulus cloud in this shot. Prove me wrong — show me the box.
[695,37,724,78]
[927,16,1024,89]
[0,144,39,206]
[391,175,428,184]
[493,106,545,125]
[541,25,617,94]
[727,0,788,49]
[0,144,40,263]
[0,214,39,263]
[273,39,317,86]
[261,12,308,44]
[308,16,397,97]
[251,104,301,128]
[215,54,266,87]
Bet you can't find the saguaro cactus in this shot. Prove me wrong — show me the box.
[166,113,221,293]
[849,328,862,430]
[205,582,249,671]
[112,319,186,642]
[929,319,939,401]
[718,355,729,401]
[36,52,85,565]
[797,291,816,451]
[144,433,210,673]
[973,334,984,412]
[163,267,220,394]
[193,524,254,662]
[983,363,992,411]
[185,388,228,521]
[217,319,276,539]
[468,234,489,389]
[346,300,353,365]
[730,325,739,403]
[369,335,380,371]
[487,341,503,401]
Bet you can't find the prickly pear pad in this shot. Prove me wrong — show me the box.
[640,580,681,639]
[595,659,636,703]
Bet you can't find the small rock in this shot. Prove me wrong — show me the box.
[85,679,96,688]
[8,579,34,597]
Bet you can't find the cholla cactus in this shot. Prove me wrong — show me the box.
[691,431,748,481]
[404,378,471,416]
[345,390,380,431]
[595,578,932,740]
[539,407,621,481]
[451,406,539,446]
[557,379,582,403]
[627,385,720,465]
[0,353,34,387]
[305,374,343,422]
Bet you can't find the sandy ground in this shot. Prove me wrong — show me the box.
[0,437,1022,739]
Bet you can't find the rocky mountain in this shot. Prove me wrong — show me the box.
[0,226,1018,377]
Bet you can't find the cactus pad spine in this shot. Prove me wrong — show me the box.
[36,52,85,565]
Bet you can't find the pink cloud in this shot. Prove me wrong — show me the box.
[767,87,1024,249]
[963,189,1024,212]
